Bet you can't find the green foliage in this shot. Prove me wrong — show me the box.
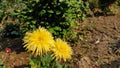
[100,0,118,15]
[84,0,119,15]
[66,31,78,45]
[0,59,5,68]
[63,0,89,23]
[1,23,21,38]
[0,0,26,39]
[29,54,71,68]
[15,0,89,39]
[0,0,26,23]
[117,0,120,6]
[87,0,100,9]
[103,3,118,15]
[16,0,69,38]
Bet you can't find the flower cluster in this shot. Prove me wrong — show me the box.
[23,27,73,62]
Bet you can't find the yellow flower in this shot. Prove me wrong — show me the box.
[52,38,73,62]
[23,27,54,56]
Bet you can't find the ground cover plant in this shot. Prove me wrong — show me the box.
[0,0,120,68]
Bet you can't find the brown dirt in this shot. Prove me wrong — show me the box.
[0,52,30,68]
[0,10,120,68]
[70,9,120,68]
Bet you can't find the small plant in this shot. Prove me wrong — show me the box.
[29,54,66,68]
[29,54,71,68]
[63,0,89,24]
[0,59,5,68]
[2,23,21,38]
[23,27,73,68]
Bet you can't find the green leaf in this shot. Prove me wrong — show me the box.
[39,10,46,15]
[0,59,3,65]
[39,54,54,68]
[28,9,33,12]
[54,61,63,68]
[54,27,61,31]
[11,31,19,35]
[27,17,33,20]
[56,11,61,15]
[48,10,54,13]
[31,20,37,24]
[79,35,84,41]
[49,28,56,35]
[36,0,39,3]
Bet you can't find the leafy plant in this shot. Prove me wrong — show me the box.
[15,0,89,40]
[84,0,119,15]
[29,54,71,68]
[16,0,69,38]
[1,23,21,38]
[117,0,120,6]
[0,59,5,68]
[0,0,26,23]
[64,0,89,22]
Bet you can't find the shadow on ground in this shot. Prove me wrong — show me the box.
[101,40,120,68]
[100,59,120,68]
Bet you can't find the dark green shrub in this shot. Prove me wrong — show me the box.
[29,54,71,68]
[16,0,89,39]
[2,23,21,38]
[17,0,68,38]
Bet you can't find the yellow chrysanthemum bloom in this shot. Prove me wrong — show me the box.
[52,38,73,62]
[23,27,55,56]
